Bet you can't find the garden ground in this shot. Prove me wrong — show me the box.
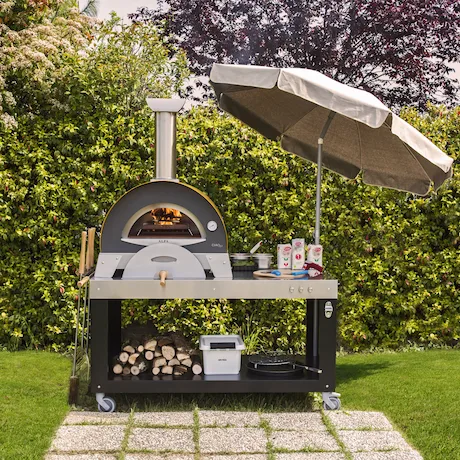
[0,349,458,460]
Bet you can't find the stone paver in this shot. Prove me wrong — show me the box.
[352,452,423,460]
[339,430,411,452]
[271,430,340,452]
[133,411,194,426]
[128,428,194,452]
[200,427,267,453]
[202,455,268,460]
[46,455,117,460]
[277,454,346,460]
[125,455,195,460]
[199,410,261,427]
[50,425,125,452]
[63,411,130,425]
[326,411,393,430]
[47,410,424,460]
[261,412,327,431]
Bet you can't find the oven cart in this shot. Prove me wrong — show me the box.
[89,274,340,412]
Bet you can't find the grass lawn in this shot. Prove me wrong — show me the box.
[336,349,460,460]
[0,349,458,460]
[0,351,70,460]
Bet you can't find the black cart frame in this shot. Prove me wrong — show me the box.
[89,277,340,410]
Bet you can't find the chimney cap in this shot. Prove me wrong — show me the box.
[147,98,186,113]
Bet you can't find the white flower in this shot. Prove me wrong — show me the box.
[0,113,18,130]
[0,1,14,13]
[2,91,16,107]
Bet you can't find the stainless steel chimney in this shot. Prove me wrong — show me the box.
[147,98,186,180]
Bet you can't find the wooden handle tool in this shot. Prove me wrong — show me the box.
[86,227,96,271]
[77,276,90,288]
[159,270,168,286]
[79,231,87,276]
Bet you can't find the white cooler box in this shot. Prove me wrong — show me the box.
[199,335,245,375]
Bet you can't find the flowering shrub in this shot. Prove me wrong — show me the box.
[0,11,188,350]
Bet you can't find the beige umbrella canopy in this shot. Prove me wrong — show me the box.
[210,64,454,243]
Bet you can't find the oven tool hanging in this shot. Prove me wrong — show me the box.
[68,228,96,405]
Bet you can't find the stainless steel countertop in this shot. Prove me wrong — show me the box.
[90,275,338,300]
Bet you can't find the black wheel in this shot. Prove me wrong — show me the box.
[98,397,116,413]
[323,396,341,411]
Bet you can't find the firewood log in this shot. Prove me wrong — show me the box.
[176,352,190,361]
[152,367,161,375]
[123,345,135,354]
[135,355,148,370]
[131,365,140,376]
[119,352,130,364]
[158,337,173,347]
[122,365,131,375]
[162,345,175,361]
[181,358,192,367]
[144,339,157,351]
[192,356,203,375]
[168,358,180,367]
[174,365,188,375]
[154,346,162,357]
[144,350,154,361]
[153,357,166,368]
[161,365,173,375]
[137,345,144,353]
[128,353,140,365]
[113,363,123,375]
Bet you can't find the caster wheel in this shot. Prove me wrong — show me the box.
[98,397,116,413]
[323,396,341,411]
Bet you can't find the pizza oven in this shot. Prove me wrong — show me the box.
[94,99,232,281]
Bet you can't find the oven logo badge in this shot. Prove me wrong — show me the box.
[211,243,223,248]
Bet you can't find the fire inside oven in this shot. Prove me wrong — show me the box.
[128,207,201,239]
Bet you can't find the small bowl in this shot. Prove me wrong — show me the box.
[252,253,274,269]
[230,253,252,261]
[230,253,254,269]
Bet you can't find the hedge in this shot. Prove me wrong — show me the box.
[1,98,458,351]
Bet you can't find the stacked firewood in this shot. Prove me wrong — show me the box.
[112,332,202,377]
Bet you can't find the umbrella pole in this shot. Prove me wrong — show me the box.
[310,112,335,374]
[314,111,336,245]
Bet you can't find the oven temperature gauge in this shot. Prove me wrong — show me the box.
[207,220,218,232]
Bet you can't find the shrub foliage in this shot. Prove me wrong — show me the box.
[0,10,458,351]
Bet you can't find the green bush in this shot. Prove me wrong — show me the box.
[114,105,459,353]
[0,10,458,351]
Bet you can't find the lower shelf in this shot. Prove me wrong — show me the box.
[92,357,332,394]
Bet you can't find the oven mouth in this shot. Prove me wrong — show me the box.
[121,203,206,247]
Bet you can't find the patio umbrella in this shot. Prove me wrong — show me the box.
[209,64,454,245]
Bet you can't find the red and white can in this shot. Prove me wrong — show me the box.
[277,244,292,269]
[307,244,323,277]
[292,238,305,269]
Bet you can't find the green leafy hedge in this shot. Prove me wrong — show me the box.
[132,105,459,352]
[2,99,458,351]
[0,12,458,351]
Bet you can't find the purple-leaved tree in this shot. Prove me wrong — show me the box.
[130,0,460,108]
